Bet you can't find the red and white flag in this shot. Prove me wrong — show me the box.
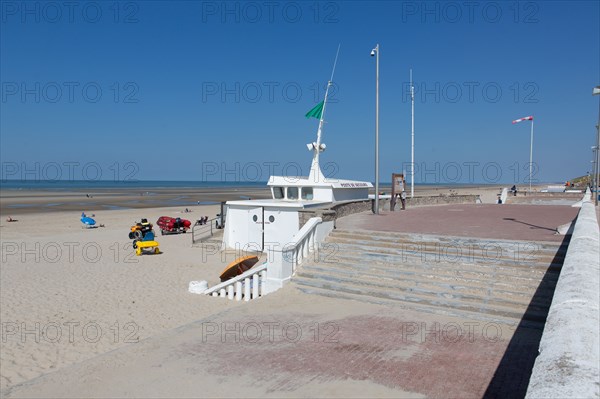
[512,116,534,124]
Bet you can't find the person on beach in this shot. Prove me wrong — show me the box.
[511,185,517,196]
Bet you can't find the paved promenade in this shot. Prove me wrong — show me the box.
[5,288,533,398]
[339,204,578,242]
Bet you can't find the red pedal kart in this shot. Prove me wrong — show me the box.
[156,216,191,235]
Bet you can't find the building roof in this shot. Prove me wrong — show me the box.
[267,176,373,188]
[225,198,331,208]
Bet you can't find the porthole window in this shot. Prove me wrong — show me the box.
[301,187,314,200]
[252,215,258,222]
[269,215,275,223]
[287,187,299,200]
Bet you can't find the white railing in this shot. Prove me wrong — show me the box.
[202,217,329,300]
[203,263,267,301]
[263,217,328,294]
[283,217,322,276]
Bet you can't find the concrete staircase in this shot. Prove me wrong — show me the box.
[293,229,568,328]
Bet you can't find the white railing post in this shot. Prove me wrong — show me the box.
[235,281,242,301]
[252,273,259,299]
[227,285,234,299]
[244,277,251,301]
[260,270,266,293]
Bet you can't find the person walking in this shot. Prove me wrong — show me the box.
[400,189,406,210]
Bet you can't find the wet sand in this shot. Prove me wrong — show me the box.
[0,187,272,216]
[0,184,510,217]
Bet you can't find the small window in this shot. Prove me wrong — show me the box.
[269,215,275,223]
[301,187,314,200]
[287,187,298,200]
[273,187,284,199]
[252,215,258,222]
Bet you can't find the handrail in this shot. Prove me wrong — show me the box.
[192,217,217,243]
[203,263,268,301]
[287,217,323,250]
[278,217,323,276]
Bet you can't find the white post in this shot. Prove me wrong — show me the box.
[529,119,534,192]
[372,44,380,214]
[235,281,242,301]
[252,273,259,298]
[244,278,251,302]
[227,285,234,300]
[260,270,266,293]
[592,86,600,206]
[410,68,415,198]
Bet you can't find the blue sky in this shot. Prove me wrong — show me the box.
[1,0,599,184]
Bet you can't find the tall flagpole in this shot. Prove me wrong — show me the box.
[410,69,415,198]
[371,44,380,214]
[529,119,534,192]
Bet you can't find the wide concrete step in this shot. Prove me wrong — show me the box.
[319,244,564,277]
[292,284,545,330]
[329,230,568,254]
[292,276,549,326]
[295,266,554,312]
[326,236,566,265]
[297,263,556,307]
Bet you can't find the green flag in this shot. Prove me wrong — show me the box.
[305,101,324,119]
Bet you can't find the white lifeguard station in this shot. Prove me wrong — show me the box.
[222,50,372,252]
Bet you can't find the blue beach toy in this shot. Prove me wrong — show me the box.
[81,212,96,227]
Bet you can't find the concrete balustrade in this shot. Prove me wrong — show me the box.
[263,217,333,294]
[526,201,600,399]
[202,264,268,301]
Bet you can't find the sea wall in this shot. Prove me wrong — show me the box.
[525,201,600,398]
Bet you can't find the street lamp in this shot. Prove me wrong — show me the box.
[371,44,380,214]
[593,86,600,205]
[512,115,535,192]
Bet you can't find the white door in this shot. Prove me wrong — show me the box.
[247,207,263,252]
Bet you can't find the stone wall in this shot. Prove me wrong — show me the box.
[403,194,479,208]
[298,194,479,228]
[525,201,600,398]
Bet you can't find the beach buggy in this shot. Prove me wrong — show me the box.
[128,218,160,255]
[128,218,153,239]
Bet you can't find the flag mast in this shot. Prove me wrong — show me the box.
[308,45,340,183]
[410,69,415,198]
[529,119,534,192]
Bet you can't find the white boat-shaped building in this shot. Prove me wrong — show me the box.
[222,56,372,252]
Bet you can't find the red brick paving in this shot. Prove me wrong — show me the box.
[183,314,536,398]
[337,204,579,242]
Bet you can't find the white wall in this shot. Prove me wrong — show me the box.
[333,188,370,201]
[223,205,300,252]
[264,208,299,250]
[313,187,333,202]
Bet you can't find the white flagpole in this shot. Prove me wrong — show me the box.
[529,119,534,192]
[410,69,415,198]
